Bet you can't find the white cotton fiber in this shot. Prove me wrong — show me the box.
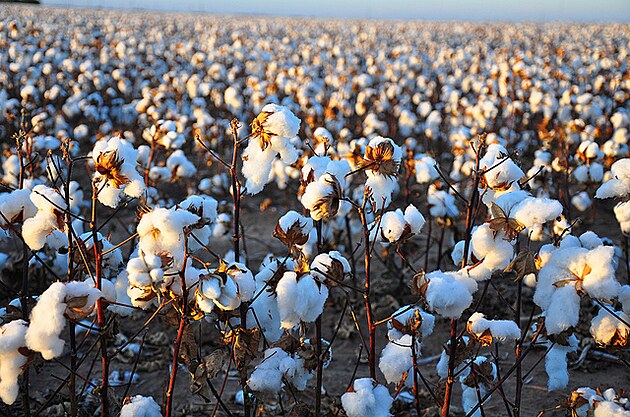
[341,378,393,417]
[120,395,162,417]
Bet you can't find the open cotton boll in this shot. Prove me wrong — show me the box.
[166,149,197,178]
[590,307,630,346]
[479,144,524,189]
[596,159,630,199]
[22,184,67,250]
[137,207,199,265]
[0,189,37,228]
[310,251,351,284]
[365,172,398,209]
[572,191,592,212]
[387,305,435,341]
[404,205,425,233]
[414,155,439,183]
[379,334,414,385]
[614,201,630,234]
[377,210,406,243]
[242,137,282,195]
[242,104,301,195]
[276,272,328,328]
[0,319,28,405]
[248,347,290,396]
[467,223,514,280]
[26,281,102,360]
[300,173,343,221]
[510,196,563,229]
[427,186,459,218]
[259,103,301,138]
[425,270,476,319]
[120,395,162,417]
[92,136,145,208]
[341,378,393,417]
[196,262,254,313]
[545,335,578,391]
[459,356,497,417]
[467,312,520,343]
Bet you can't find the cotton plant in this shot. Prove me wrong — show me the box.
[92,136,145,208]
[242,103,301,195]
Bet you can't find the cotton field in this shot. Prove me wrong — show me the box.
[0,3,629,417]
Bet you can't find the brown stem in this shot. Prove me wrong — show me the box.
[359,192,376,379]
[91,182,109,417]
[165,239,190,417]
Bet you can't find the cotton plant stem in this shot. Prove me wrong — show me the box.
[165,242,189,417]
[315,219,324,417]
[229,118,251,417]
[91,182,109,417]
[359,195,376,379]
[65,153,78,417]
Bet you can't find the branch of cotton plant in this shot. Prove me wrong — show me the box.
[491,345,516,417]
[433,163,469,204]
[165,236,190,417]
[195,135,232,170]
[101,233,138,256]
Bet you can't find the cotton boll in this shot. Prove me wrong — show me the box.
[248,347,289,396]
[590,307,630,346]
[387,305,435,342]
[425,270,476,319]
[545,335,578,391]
[415,155,439,183]
[404,204,425,233]
[377,210,406,243]
[572,192,592,212]
[276,271,328,328]
[26,281,102,360]
[120,395,162,417]
[0,320,28,405]
[137,207,199,265]
[479,144,524,189]
[166,150,197,178]
[544,283,581,335]
[341,378,393,417]
[466,312,520,343]
[614,201,630,234]
[92,136,145,208]
[379,334,413,385]
[596,159,630,199]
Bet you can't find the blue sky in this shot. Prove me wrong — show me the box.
[42,0,630,21]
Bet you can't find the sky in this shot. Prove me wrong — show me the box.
[41,0,630,22]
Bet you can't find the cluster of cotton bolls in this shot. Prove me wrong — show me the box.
[565,387,630,417]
